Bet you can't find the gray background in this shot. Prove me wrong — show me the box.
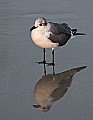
[0,0,93,120]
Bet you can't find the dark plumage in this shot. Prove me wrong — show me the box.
[49,22,86,46]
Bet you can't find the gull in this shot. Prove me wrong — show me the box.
[33,66,87,112]
[30,17,86,66]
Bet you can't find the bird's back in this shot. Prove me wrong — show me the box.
[49,22,71,46]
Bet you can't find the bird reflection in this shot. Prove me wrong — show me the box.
[33,66,87,112]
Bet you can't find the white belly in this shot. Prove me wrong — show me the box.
[31,29,59,48]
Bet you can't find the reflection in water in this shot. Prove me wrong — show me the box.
[33,66,87,112]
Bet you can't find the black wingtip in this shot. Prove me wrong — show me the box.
[74,33,86,35]
[71,29,86,36]
[75,66,87,72]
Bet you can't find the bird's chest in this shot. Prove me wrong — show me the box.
[31,29,54,48]
[31,28,50,40]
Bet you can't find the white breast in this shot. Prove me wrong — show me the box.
[31,25,59,48]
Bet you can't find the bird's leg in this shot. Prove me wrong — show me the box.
[52,48,55,66]
[36,48,46,64]
[43,48,46,75]
[52,49,55,74]
[47,49,55,74]
[36,48,47,75]
[43,48,46,64]
[47,48,55,66]
[52,64,55,75]
[43,61,46,75]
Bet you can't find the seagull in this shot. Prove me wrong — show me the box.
[30,17,86,66]
[33,66,87,112]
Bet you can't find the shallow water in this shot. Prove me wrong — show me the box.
[0,0,93,120]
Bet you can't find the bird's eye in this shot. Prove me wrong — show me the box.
[39,23,42,26]
[39,23,47,26]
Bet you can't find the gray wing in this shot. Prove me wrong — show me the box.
[50,75,73,102]
[50,66,87,101]
[49,22,71,46]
